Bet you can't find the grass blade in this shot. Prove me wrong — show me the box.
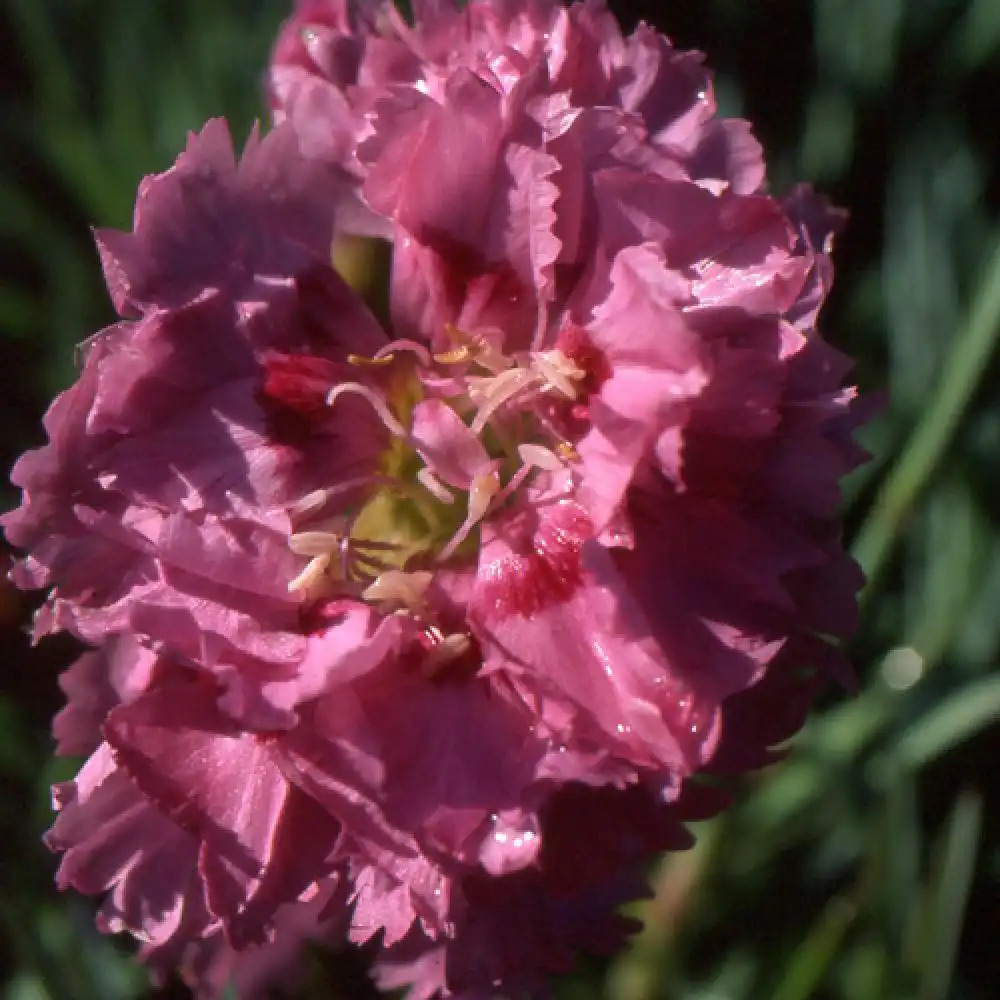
[917,791,982,1000]
[853,232,1000,591]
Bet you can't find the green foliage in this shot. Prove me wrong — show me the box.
[1,1,998,998]
[0,0,288,401]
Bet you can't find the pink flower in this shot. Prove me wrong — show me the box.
[374,781,723,1000]
[5,3,870,997]
[4,120,392,721]
[269,0,763,206]
[269,0,866,736]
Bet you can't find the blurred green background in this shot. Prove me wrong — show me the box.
[2,1,1000,998]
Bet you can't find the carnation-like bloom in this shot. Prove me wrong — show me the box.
[5,2,867,998]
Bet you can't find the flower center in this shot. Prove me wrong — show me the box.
[282,328,591,610]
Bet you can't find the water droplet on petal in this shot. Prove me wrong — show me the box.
[481,811,541,875]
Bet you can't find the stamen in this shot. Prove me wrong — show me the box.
[494,446,564,507]
[517,443,565,471]
[442,322,470,346]
[417,467,456,505]
[289,489,332,519]
[469,368,535,435]
[362,570,433,613]
[441,323,509,372]
[287,476,404,522]
[288,554,331,593]
[327,382,409,439]
[494,463,533,507]
[433,345,473,365]
[470,338,510,374]
[297,330,592,592]
[468,472,500,524]
[438,472,500,562]
[347,353,395,367]
[288,530,343,557]
[531,350,584,399]
[374,340,432,366]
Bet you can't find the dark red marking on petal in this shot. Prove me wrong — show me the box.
[298,597,353,636]
[260,352,341,417]
[252,730,285,745]
[420,228,531,343]
[556,322,613,398]
[463,261,528,323]
[543,323,614,439]
[475,502,593,622]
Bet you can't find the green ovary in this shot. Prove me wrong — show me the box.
[348,379,470,571]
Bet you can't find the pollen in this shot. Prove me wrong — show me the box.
[347,352,395,366]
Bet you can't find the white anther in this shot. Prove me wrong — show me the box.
[362,570,434,611]
[467,367,523,406]
[327,382,409,439]
[288,530,343,557]
[440,324,510,373]
[287,477,397,522]
[531,349,583,398]
[472,337,511,374]
[288,554,331,593]
[469,368,535,434]
[438,472,500,562]
[517,443,564,471]
[417,467,456,504]
[289,489,331,518]
[492,446,565,509]
[468,472,501,523]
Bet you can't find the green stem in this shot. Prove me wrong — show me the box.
[852,233,1000,593]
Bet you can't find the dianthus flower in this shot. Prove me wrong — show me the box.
[4,2,867,998]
